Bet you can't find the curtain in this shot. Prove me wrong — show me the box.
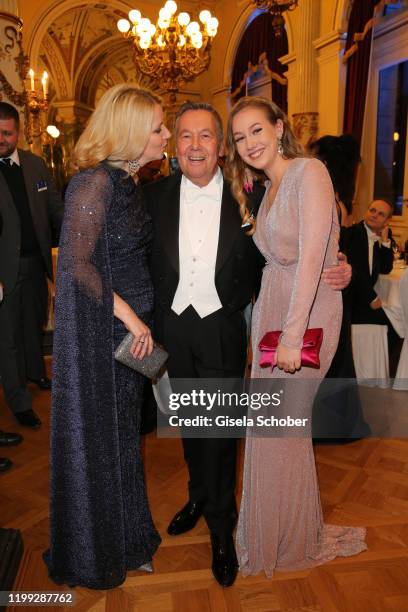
[231,13,288,111]
[342,0,383,143]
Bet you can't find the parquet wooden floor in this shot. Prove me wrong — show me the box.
[1,359,408,612]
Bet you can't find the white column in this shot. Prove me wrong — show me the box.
[211,85,231,135]
[287,0,320,144]
[279,51,296,122]
[296,0,319,112]
[314,29,348,136]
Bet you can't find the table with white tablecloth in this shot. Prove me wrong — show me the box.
[375,263,408,390]
[375,264,407,338]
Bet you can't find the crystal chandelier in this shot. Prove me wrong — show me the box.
[252,0,299,36]
[117,1,219,103]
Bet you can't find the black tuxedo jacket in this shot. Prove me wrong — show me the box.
[342,220,393,316]
[143,172,265,337]
[0,149,64,294]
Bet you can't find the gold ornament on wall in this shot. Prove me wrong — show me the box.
[0,16,29,140]
[117,1,218,103]
[252,0,299,36]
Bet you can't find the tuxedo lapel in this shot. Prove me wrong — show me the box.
[372,241,381,279]
[159,173,181,275]
[215,180,242,276]
[357,221,371,278]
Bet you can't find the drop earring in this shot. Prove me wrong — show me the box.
[128,158,141,176]
[277,137,283,156]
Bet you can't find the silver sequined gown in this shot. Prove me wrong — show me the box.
[237,158,367,577]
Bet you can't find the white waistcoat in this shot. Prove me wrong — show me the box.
[171,170,223,318]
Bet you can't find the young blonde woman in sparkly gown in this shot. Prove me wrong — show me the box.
[225,97,367,577]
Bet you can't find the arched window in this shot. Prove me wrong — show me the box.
[231,13,288,111]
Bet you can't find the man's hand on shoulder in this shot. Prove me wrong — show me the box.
[321,252,352,291]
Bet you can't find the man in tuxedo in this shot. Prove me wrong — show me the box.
[0,102,63,429]
[144,102,351,587]
[343,200,394,326]
[343,199,402,373]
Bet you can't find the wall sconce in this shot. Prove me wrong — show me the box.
[26,68,49,146]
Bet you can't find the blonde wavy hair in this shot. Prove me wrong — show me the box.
[225,96,303,234]
[73,84,162,171]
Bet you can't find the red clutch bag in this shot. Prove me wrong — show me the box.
[259,328,323,370]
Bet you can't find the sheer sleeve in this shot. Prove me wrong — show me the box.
[58,165,114,303]
[49,165,125,574]
[280,159,336,349]
[52,163,116,424]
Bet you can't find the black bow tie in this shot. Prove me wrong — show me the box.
[0,158,12,166]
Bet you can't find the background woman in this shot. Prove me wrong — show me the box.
[310,134,360,227]
[226,97,366,577]
[44,84,170,588]
[310,135,370,441]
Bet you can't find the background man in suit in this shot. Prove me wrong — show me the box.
[144,102,351,587]
[343,199,401,373]
[343,200,393,325]
[0,102,63,429]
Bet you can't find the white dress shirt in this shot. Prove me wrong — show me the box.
[1,149,20,166]
[172,168,223,318]
[364,222,390,276]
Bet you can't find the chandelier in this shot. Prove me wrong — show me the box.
[252,0,299,36]
[117,1,219,103]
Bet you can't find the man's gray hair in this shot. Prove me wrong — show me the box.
[174,101,224,145]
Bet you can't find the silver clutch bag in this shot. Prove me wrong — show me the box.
[114,333,169,379]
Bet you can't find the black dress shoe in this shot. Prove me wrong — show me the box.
[0,430,23,447]
[15,409,42,429]
[210,534,238,587]
[167,501,204,536]
[0,457,12,472]
[29,377,51,390]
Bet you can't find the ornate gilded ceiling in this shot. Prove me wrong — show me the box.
[36,2,154,108]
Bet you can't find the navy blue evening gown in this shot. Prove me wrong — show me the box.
[44,163,160,589]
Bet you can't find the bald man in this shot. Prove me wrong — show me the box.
[343,200,394,327]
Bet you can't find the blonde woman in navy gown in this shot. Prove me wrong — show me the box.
[225,97,366,577]
[44,85,170,588]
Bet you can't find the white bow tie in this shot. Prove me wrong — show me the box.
[184,181,219,203]
[369,233,381,243]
